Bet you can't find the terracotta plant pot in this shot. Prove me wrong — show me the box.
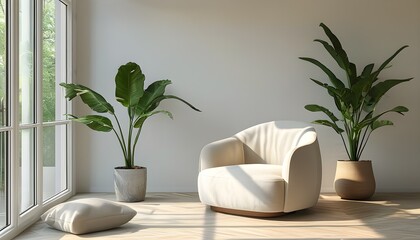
[334,160,375,200]
[114,167,147,202]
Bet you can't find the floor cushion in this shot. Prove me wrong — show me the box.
[41,198,136,234]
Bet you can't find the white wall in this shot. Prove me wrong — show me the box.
[75,0,420,193]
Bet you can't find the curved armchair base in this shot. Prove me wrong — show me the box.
[210,206,284,218]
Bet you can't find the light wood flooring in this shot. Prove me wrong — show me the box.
[15,192,420,239]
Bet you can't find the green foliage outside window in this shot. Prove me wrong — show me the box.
[43,0,56,123]
[0,0,58,190]
[42,0,57,167]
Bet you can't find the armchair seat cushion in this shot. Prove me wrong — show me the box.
[198,164,285,213]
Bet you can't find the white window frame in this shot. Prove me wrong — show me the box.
[0,0,73,239]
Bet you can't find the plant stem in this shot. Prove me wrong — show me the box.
[127,108,135,168]
[343,118,354,160]
[347,133,355,160]
[345,117,358,160]
[358,129,372,160]
[338,131,351,159]
[112,114,127,153]
[132,122,143,163]
[113,113,127,159]
[112,128,129,167]
[357,126,370,159]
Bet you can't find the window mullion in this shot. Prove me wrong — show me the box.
[16,0,36,223]
[0,127,12,132]
[65,0,73,199]
[35,0,43,209]
[9,0,19,233]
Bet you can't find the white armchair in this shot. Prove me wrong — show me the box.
[198,121,322,217]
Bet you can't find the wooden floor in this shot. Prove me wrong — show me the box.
[15,192,420,240]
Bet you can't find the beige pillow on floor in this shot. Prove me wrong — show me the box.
[41,198,137,234]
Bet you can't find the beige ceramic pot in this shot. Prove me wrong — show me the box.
[334,160,375,200]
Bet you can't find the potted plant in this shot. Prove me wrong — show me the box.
[300,23,412,200]
[61,62,200,202]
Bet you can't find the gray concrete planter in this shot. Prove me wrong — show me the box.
[114,167,147,202]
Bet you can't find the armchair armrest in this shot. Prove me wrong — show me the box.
[282,130,322,212]
[199,137,244,171]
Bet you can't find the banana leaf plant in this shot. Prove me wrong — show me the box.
[300,23,412,161]
[60,62,200,169]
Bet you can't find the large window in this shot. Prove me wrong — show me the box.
[0,0,72,238]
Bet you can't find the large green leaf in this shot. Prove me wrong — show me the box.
[134,80,172,116]
[367,78,412,105]
[310,79,348,112]
[310,78,329,88]
[133,117,147,130]
[372,45,409,81]
[314,39,347,70]
[310,78,339,99]
[323,84,353,112]
[305,104,339,121]
[115,62,145,107]
[319,23,348,59]
[299,57,345,89]
[371,120,393,131]
[67,114,113,132]
[348,62,357,86]
[312,120,344,134]
[356,106,408,130]
[139,94,201,119]
[133,110,174,128]
[60,83,114,113]
[389,106,409,114]
[155,95,201,112]
[350,74,374,109]
[351,63,375,98]
[319,23,350,70]
[361,63,375,78]
[132,82,200,128]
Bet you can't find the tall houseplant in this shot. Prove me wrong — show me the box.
[61,62,200,201]
[300,23,412,199]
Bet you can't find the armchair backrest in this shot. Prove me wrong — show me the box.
[234,121,314,166]
[235,121,321,212]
